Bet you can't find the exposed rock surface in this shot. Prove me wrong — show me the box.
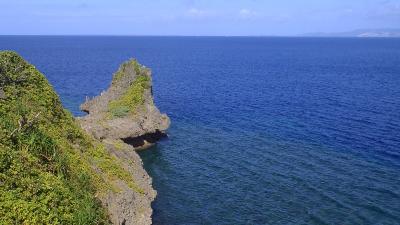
[78,59,170,224]
[99,139,157,225]
[0,88,5,99]
[79,59,170,143]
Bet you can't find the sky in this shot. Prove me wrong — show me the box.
[0,0,399,36]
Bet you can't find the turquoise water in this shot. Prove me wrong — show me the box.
[1,36,399,224]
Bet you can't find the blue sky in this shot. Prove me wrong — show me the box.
[0,0,399,35]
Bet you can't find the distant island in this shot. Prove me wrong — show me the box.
[303,29,400,38]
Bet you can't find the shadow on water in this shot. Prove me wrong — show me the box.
[122,130,168,148]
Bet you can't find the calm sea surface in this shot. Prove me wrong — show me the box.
[1,36,399,225]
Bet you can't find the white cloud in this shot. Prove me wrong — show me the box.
[186,8,210,18]
[239,9,258,19]
[343,8,354,14]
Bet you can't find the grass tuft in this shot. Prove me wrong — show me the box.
[108,74,150,118]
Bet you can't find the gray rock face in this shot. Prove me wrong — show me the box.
[77,59,170,225]
[100,139,157,225]
[79,59,170,142]
[0,88,6,99]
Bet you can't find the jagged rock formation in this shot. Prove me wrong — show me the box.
[78,59,170,224]
[0,51,168,225]
[79,59,170,149]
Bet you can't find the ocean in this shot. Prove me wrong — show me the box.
[1,36,399,225]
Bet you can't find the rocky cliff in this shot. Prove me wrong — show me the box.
[79,59,170,148]
[78,59,170,224]
[0,51,169,225]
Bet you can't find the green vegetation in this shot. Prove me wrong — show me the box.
[111,60,143,85]
[87,142,144,194]
[108,71,150,118]
[104,139,126,151]
[0,51,143,224]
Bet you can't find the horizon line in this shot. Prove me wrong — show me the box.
[1,34,400,38]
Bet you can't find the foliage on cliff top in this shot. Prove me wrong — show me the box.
[108,60,151,118]
[0,51,143,224]
[111,59,143,85]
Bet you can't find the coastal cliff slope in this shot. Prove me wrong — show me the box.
[78,58,171,224]
[0,51,166,225]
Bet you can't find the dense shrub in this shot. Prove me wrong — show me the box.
[0,51,110,224]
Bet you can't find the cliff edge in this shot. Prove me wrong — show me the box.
[0,52,167,225]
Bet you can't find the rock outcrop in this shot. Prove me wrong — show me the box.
[79,59,170,148]
[78,59,170,224]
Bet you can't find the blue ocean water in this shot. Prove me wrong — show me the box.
[1,36,399,225]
